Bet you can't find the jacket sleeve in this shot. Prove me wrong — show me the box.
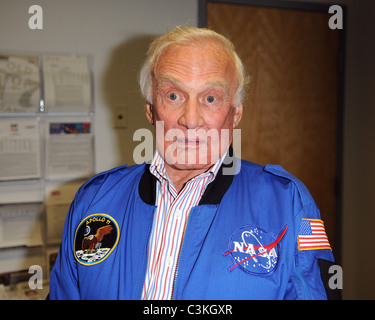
[48,195,81,299]
[289,202,340,300]
[264,165,341,300]
[47,165,131,299]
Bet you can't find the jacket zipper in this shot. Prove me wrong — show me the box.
[170,208,191,299]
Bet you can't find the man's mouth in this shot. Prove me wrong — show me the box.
[176,137,207,146]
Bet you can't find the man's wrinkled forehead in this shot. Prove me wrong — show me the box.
[156,74,230,94]
[152,40,237,93]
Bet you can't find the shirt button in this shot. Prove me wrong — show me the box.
[176,209,182,218]
[167,256,172,266]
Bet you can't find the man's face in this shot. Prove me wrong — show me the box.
[146,39,242,172]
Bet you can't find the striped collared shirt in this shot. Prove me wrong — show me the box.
[142,150,225,300]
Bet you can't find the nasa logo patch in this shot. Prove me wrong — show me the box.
[74,214,120,266]
[224,225,288,276]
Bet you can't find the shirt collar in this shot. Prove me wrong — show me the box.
[139,146,236,206]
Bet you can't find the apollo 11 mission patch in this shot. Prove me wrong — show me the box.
[74,214,119,266]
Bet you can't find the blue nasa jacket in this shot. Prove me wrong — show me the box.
[49,157,339,300]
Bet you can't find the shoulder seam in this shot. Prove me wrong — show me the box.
[264,164,315,207]
[81,163,148,187]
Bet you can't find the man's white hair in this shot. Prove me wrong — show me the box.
[139,26,248,107]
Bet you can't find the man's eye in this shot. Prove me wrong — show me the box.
[168,93,179,101]
[206,96,216,103]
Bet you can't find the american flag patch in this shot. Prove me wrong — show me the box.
[298,218,331,251]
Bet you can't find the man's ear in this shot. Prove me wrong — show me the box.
[233,103,243,128]
[146,102,154,125]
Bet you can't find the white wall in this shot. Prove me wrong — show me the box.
[1,0,375,299]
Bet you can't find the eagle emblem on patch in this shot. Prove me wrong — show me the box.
[74,214,119,266]
[224,225,288,276]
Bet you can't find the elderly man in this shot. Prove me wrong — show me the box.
[49,26,338,300]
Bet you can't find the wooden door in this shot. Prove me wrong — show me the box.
[201,1,344,257]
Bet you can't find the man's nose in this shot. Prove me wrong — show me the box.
[177,98,205,129]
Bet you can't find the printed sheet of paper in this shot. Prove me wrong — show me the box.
[0,203,43,248]
[0,54,40,113]
[0,118,41,181]
[45,119,93,180]
[0,180,43,204]
[42,55,91,113]
[0,246,44,275]
[45,181,82,244]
